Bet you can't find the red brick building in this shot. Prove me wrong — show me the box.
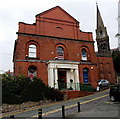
[13,6,116,90]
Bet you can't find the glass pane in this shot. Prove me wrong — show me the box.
[29,48,36,52]
[29,44,36,48]
[82,49,87,60]
[28,65,37,78]
[29,52,36,57]
[29,44,36,57]
[57,46,64,59]
[82,57,87,60]
[83,68,89,83]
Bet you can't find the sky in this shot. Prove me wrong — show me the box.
[0,0,118,73]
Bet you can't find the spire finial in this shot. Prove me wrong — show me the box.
[96,0,98,6]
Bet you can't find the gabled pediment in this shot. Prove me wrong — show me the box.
[36,6,79,23]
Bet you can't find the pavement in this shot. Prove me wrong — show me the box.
[68,101,120,118]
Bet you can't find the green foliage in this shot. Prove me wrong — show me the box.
[47,88,64,101]
[112,50,120,74]
[2,75,64,104]
[80,84,95,92]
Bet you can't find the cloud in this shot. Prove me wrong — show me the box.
[0,0,118,72]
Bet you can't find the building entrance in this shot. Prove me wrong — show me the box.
[58,70,66,90]
[47,60,80,90]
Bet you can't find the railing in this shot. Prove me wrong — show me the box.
[54,83,80,91]
[67,83,80,90]
[54,83,95,92]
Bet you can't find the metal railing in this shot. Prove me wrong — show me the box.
[54,83,95,92]
[54,83,80,91]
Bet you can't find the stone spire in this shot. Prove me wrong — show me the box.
[96,4,111,56]
[96,4,105,29]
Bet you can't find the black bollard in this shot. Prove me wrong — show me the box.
[77,102,81,112]
[10,115,14,119]
[62,105,65,118]
[38,109,42,119]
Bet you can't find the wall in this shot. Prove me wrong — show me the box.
[97,56,116,84]
[14,34,98,87]
[13,6,116,89]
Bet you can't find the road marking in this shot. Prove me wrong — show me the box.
[31,94,109,117]
[104,101,120,105]
[32,108,62,117]
[105,102,113,104]
[1,89,109,118]
[81,94,108,104]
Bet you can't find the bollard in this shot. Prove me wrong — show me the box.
[62,105,65,118]
[38,109,42,119]
[77,102,81,112]
[10,115,14,119]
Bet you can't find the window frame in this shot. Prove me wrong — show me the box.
[28,44,37,58]
[81,49,87,61]
[83,68,89,84]
[28,65,37,78]
[57,46,64,59]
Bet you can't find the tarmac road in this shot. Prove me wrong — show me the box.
[1,89,120,119]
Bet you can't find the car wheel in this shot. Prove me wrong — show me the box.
[110,96,115,102]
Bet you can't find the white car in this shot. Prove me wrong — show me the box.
[98,79,109,87]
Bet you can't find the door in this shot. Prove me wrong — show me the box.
[58,71,66,90]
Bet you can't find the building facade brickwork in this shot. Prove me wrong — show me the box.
[13,6,116,90]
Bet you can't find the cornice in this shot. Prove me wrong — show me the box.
[16,32,95,43]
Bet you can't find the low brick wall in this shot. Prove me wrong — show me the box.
[61,90,95,99]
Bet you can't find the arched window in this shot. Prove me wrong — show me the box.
[29,44,36,58]
[57,46,64,59]
[28,65,37,78]
[83,68,89,83]
[82,49,87,61]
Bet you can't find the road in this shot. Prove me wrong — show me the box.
[2,89,120,118]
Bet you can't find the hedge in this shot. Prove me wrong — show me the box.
[2,74,64,104]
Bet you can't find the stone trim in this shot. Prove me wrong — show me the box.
[15,59,97,66]
[16,32,95,43]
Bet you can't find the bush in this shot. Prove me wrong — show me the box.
[2,75,64,104]
[80,84,95,92]
[47,88,64,101]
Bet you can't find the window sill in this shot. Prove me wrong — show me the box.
[82,83,91,85]
[80,60,91,62]
[26,57,40,60]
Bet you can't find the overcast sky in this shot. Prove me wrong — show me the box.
[0,0,118,73]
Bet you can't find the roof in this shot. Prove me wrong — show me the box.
[36,6,79,23]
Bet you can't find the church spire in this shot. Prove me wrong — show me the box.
[96,4,105,29]
[96,4,110,56]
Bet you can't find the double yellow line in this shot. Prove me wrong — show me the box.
[1,90,109,118]
[32,94,108,118]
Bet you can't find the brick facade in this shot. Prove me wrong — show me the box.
[13,6,116,89]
